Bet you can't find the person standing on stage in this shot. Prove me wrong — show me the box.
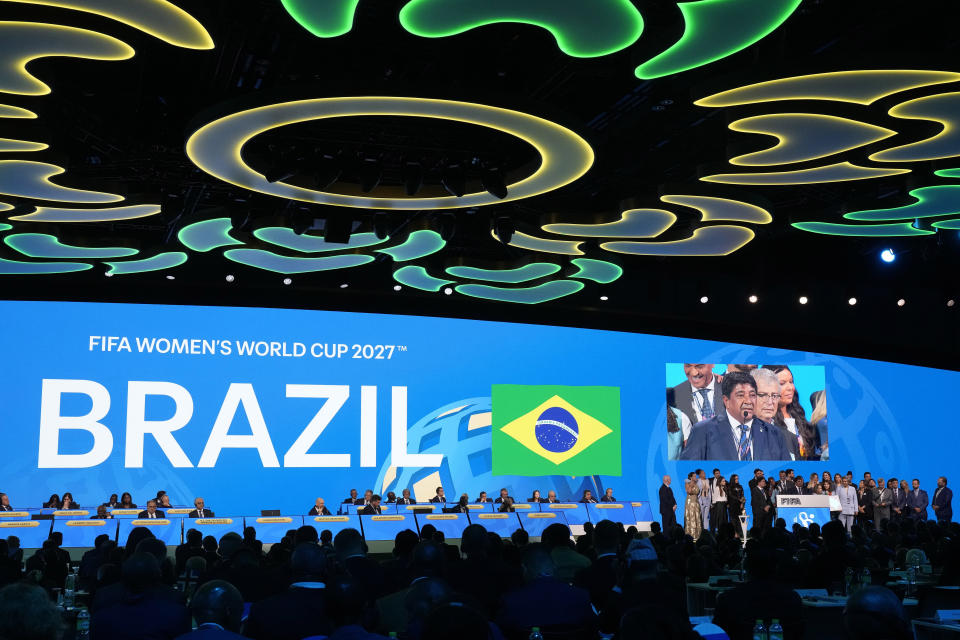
[933,477,953,524]
[837,476,858,533]
[684,472,702,541]
[907,478,929,521]
[659,475,677,532]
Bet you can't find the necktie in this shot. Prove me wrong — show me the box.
[737,425,751,461]
[697,388,714,420]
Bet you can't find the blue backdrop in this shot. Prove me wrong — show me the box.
[0,300,956,523]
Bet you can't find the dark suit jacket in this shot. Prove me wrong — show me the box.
[679,415,791,461]
[397,497,416,505]
[309,506,332,516]
[245,586,331,640]
[188,509,214,518]
[907,489,930,520]
[751,486,771,524]
[429,496,445,503]
[713,579,803,640]
[497,576,596,632]
[343,497,358,504]
[0,505,12,511]
[137,510,165,519]
[600,495,617,502]
[891,487,908,513]
[91,592,191,640]
[474,498,489,503]
[175,626,247,640]
[658,484,676,515]
[778,425,801,459]
[360,505,382,515]
[668,380,725,426]
[933,487,953,521]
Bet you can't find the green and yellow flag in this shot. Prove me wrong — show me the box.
[492,384,621,477]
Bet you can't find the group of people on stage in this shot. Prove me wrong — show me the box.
[658,467,953,541]
[329,486,618,515]
[667,364,828,461]
[0,490,214,520]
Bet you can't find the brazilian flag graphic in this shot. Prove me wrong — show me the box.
[492,385,622,477]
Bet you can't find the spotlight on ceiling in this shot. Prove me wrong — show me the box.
[949,299,956,308]
[433,212,456,241]
[481,165,508,199]
[166,275,175,281]
[291,211,313,236]
[402,161,424,196]
[799,295,808,305]
[325,216,353,244]
[848,297,857,306]
[600,296,609,301]
[264,150,299,184]
[699,296,709,304]
[880,248,896,263]
[443,287,453,296]
[393,285,402,291]
[315,152,343,190]
[493,216,514,244]
[373,212,390,240]
[359,157,382,193]
[340,283,349,289]
[283,278,292,286]
[441,162,466,198]
[897,298,906,307]
[225,274,235,283]
[748,295,758,304]
[104,271,114,278]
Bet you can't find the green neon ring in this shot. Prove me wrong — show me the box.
[186,97,594,210]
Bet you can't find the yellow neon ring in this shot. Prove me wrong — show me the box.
[186,97,594,210]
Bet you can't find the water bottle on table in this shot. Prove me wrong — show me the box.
[76,607,90,639]
[769,618,783,640]
[529,627,544,640]
[752,619,766,640]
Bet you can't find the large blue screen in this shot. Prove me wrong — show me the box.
[0,300,955,520]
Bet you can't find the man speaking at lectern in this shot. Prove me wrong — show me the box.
[679,371,791,461]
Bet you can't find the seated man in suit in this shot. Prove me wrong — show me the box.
[907,478,929,520]
[343,489,359,506]
[245,543,333,640]
[932,477,953,524]
[360,489,374,507]
[496,544,596,635]
[494,488,512,504]
[309,497,332,516]
[580,490,598,504]
[137,499,164,519]
[600,487,617,502]
[713,546,803,640]
[498,497,516,512]
[429,487,446,503]
[475,491,490,503]
[0,492,12,512]
[91,505,113,520]
[397,488,416,505]
[360,494,383,515]
[544,490,559,504]
[189,497,214,519]
[176,579,246,639]
[679,371,791,461]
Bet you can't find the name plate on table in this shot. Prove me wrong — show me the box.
[426,514,457,520]
[195,518,233,525]
[257,517,293,524]
[512,503,532,510]
[0,512,29,518]
[315,516,349,523]
[528,513,557,519]
[467,504,487,510]
[478,513,510,519]
[167,508,193,515]
[66,520,106,526]
[133,519,171,526]
[936,610,960,622]
[547,504,578,509]
[597,504,625,509]
[54,510,88,516]
[371,515,405,521]
[110,509,140,515]
[777,495,831,508]
[0,520,38,528]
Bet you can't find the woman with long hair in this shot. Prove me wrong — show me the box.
[810,390,829,460]
[762,365,817,460]
[43,494,60,509]
[727,474,745,538]
[60,492,78,509]
[712,478,730,530]
[528,490,543,503]
[684,472,702,541]
[119,492,136,508]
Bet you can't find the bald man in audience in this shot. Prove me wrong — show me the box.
[176,579,246,639]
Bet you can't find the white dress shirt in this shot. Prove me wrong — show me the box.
[726,410,754,460]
